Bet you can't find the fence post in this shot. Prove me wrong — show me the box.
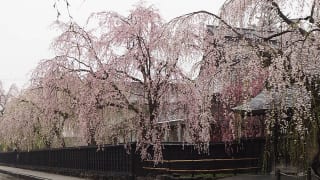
[276,169,280,180]
[307,167,311,180]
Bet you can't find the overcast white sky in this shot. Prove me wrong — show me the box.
[0,0,225,91]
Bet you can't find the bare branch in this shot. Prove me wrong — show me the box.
[269,0,307,36]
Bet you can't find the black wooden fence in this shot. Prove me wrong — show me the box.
[0,138,266,178]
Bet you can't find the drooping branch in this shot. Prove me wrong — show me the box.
[170,10,243,38]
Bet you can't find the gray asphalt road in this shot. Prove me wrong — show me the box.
[0,173,21,179]
[221,175,275,180]
[221,174,318,180]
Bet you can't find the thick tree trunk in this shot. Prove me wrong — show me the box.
[312,132,320,176]
[309,78,320,175]
[88,128,97,146]
[54,128,66,148]
[44,141,52,149]
[60,138,66,148]
[88,137,96,146]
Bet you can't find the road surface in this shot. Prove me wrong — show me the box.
[221,174,318,180]
[0,165,85,180]
[0,172,21,179]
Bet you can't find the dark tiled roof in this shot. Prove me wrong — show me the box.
[232,89,295,113]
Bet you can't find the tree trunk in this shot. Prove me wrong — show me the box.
[88,137,96,146]
[312,132,320,176]
[88,128,96,146]
[60,138,66,148]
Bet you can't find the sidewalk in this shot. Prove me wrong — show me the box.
[0,165,86,180]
